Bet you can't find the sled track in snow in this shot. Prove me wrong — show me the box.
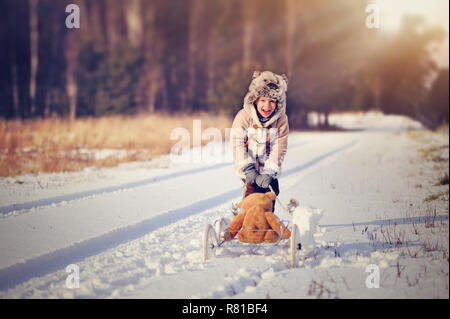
[0,189,242,289]
[0,141,312,217]
[0,139,355,290]
[0,163,231,216]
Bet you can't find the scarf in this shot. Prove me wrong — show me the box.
[256,105,278,125]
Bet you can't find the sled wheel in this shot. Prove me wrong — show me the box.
[290,223,300,267]
[203,224,218,262]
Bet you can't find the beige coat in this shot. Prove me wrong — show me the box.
[230,103,289,179]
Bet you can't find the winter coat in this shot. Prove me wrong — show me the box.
[231,102,289,180]
[231,71,289,180]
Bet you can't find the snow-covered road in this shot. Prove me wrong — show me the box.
[0,113,448,298]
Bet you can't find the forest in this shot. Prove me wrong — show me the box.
[0,0,448,129]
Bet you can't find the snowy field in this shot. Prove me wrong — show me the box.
[0,111,448,299]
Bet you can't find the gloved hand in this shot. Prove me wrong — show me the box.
[242,163,258,184]
[255,174,273,189]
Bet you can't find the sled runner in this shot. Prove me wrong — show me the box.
[202,218,301,267]
[202,192,301,267]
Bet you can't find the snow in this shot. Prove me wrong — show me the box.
[292,205,324,252]
[76,148,130,161]
[308,110,424,131]
[0,111,448,299]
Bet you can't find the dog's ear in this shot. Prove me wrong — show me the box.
[265,191,276,201]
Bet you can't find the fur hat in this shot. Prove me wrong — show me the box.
[243,70,288,111]
[242,70,288,128]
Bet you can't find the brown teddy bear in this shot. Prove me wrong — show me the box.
[224,191,291,243]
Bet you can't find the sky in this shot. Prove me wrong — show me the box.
[374,0,449,67]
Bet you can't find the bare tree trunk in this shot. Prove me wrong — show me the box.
[10,61,19,118]
[87,0,106,49]
[187,0,204,110]
[44,1,64,117]
[125,0,143,47]
[138,0,159,113]
[29,0,39,116]
[206,26,217,105]
[372,77,381,110]
[285,0,295,78]
[66,63,77,122]
[64,28,79,123]
[242,0,256,70]
[64,0,88,123]
[8,1,28,119]
[106,0,125,51]
[324,110,330,128]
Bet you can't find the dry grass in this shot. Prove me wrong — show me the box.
[0,112,232,177]
[424,189,449,202]
[418,146,449,162]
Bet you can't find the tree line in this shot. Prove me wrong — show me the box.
[0,0,448,128]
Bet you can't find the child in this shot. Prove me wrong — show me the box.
[231,70,289,211]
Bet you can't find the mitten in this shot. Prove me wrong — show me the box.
[242,163,258,184]
[255,174,273,189]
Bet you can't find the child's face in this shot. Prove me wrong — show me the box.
[255,97,277,118]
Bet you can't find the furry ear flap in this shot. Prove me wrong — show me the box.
[252,70,261,79]
[265,191,277,201]
[281,74,288,87]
